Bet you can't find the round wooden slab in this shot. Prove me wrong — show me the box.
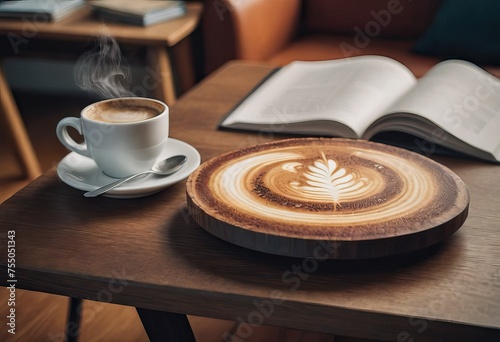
[186,138,469,259]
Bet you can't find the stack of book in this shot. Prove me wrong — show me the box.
[0,0,85,22]
[90,0,186,26]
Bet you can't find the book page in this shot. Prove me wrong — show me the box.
[221,56,416,137]
[386,60,500,155]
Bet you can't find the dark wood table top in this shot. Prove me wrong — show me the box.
[1,62,499,341]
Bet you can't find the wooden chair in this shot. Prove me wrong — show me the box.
[0,61,42,180]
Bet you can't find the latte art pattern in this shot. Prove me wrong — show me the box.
[284,152,368,205]
[188,138,468,242]
[214,145,434,234]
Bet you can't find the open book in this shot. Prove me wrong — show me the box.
[220,56,500,163]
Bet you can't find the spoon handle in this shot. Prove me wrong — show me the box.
[84,171,151,197]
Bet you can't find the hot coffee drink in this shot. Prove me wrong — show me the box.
[57,97,169,178]
[83,98,163,123]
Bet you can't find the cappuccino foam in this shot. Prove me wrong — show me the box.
[84,100,163,123]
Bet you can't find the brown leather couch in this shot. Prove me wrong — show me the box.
[200,0,500,77]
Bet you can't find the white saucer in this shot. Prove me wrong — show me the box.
[57,138,201,198]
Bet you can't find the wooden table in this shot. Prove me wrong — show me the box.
[0,2,202,180]
[1,62,500,342]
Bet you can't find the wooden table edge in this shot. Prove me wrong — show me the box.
[0,2,203,47]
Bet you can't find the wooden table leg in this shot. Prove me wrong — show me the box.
[147,46,177,106]
[170,36,196,96]
[66,297,83,342]
[136,308,195,342]
[0,61,42,180]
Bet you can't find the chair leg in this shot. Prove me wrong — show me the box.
[0,61,42,180]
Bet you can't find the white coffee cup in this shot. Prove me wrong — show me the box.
[56,97,169,178]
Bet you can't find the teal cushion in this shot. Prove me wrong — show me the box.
[413,0,500,65]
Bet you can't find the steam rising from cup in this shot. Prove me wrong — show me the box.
[74,34,135,99]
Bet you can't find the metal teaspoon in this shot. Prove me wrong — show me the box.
[83,155,187,197]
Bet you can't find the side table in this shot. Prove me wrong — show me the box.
[0,2,203,180]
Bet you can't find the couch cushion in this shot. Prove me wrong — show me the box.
[304,0,442,38]
[413,0,500,65]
